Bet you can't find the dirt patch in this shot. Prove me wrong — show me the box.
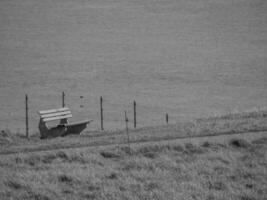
[229,139,251,148]
[100,151,120,159]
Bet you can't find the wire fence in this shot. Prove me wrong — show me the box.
[3,91,266,138]
[0,92,174,137]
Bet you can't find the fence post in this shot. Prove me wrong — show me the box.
[133,100,136,128]
[62,91,65,107]
[100,96,104,131]
[166,113,169,124]
[125,111,130,152]
[25,94,29,138]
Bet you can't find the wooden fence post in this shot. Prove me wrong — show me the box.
[25,94,29,138]
[133,100,136,128]
[62,91,65,107]
[166,113,169,124]
[100,96,104,131]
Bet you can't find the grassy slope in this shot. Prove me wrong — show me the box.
[0,136,266,200]
[1,110,267,154]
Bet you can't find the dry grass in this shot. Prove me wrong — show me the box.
[0,135,266,200]
[1,110,267,155]
[0,111,266,199]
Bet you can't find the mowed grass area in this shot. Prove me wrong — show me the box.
[1,0,267,132]
[0,135,266,200]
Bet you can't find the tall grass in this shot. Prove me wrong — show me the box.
[0,136,266,200]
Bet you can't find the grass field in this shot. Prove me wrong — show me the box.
[1,108,267,199]
[0,134,266,200]
[1,0,267,199]
[1,0,267,133]
[0,110,267,154]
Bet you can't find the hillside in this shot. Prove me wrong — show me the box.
[0,111,267,199]
[0,134,266,200]
[1,110,267,155]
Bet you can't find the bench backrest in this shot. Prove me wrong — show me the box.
[38,107,72,122]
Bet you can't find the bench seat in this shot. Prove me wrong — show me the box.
[63,119,92,136]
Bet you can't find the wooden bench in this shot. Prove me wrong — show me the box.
[38,107,92,139]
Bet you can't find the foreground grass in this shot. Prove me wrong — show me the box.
[0,136,266,200]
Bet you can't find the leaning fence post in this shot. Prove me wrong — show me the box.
[25,94,29,138]
[133,100,137,128]
[62,91,65,107]
[100,96,104,131]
